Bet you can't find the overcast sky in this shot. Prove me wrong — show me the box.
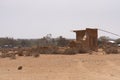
[0,0,120,39]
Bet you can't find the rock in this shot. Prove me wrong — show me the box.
[18,66,23,70]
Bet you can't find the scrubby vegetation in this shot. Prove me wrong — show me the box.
[0,35,120,59]
[98,36,119,54]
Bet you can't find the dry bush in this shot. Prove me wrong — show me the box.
[26,47,40,57]
[63,46,90,55]
[0,53,7,58]
[103,44,119,54]
[0,52,10,58]
[24,52,32,56]
[104,47,118,54]
[41,47,52,54]
[64,48,78,55]
[17,50,24,56]
[17,53,24,56]
[36,46,58,54]
[0,49,15,58]
[53,48,64,54]
[22,50,32,57]
[36,46,62,54]
[0,52,16,59]
[32,52,40,57]
[78,47,90,53]
[118,47,120,53]
[49,47,60,54]
[9,53,16,59]
[30,46,63,54]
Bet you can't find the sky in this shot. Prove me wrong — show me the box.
[0,0,120,39]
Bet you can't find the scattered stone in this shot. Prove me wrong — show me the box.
[18,66,23,70]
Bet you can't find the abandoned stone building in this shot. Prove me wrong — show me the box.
[73,28,98,51]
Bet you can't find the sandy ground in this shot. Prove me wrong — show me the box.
[0,54,120,80]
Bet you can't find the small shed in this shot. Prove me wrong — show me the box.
[73,28,98,51]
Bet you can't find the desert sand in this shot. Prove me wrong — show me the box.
[0,54,120,80]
